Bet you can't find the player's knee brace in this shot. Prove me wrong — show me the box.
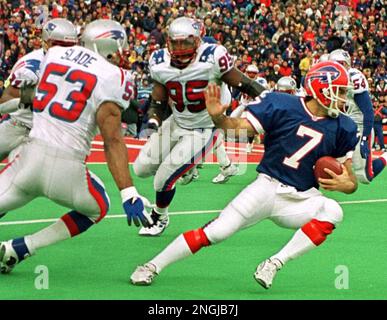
[301,219,335,246]
[183,228,211,254]
[61,211,95,237]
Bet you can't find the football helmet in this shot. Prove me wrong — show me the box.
[275,76,297,94]
[80,19,129,68]
[304,61,350,118]
[167,17,202,68]
[256,77,269,90]
[318,53,330,63]
[42,18,77,50]
[328,49,351,69]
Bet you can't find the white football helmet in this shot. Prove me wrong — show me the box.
[167,17,202,68]
[275,76,297,94]
[81,19,129,68]
[42,18,77,49]
[318,53,330,63]
[328,49,351,69]
[256,77,269,90]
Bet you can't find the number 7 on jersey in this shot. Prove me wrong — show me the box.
[283,125,323,169]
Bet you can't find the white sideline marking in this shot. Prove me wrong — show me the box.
[0,200,386,227]
[0,210,221,226]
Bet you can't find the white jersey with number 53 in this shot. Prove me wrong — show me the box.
[347,67,369,126]
[149,43,233,129]
[30,45,134,157]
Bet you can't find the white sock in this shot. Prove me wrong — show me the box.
[216,142,231,168]
[155,206,168,215]
[25,219,71,253]
[149,234,192,273]
[270,229,316,265]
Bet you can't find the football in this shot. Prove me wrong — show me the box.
[314,156,343,180]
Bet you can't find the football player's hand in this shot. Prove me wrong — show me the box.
[121,187,154,227]
[19,80,36,110]
[204,83,229,119]
[318,163,356,194]
[359,135,370,159]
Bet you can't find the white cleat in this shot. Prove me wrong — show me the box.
[254,258,282,289]
[139,211,170,236]
[178,167,200,185]
[130,263,158,286]
[212,163,239,184]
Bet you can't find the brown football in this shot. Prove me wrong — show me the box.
[314,156,343,180]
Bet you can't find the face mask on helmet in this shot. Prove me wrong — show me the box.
[304,61,350,118]
[167,36,200,68]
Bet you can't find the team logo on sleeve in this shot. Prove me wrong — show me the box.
[95,30,125,40]
[308,66,341,83]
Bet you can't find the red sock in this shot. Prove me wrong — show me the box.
[301,219,335,246]
[183,228,210,253]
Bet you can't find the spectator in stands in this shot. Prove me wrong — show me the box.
[373,95,387,152]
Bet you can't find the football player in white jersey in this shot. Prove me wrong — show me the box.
[230,64,269,153]
[275,76,306,97]
[0,19,151,273]
[0,18,78,162]
[0,18,78,220]
[133,17,267,236]
[329,49,387,183]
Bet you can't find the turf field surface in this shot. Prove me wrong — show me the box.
[0,138,386,300]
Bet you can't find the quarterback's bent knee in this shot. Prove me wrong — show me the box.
[301,219,335,246]
[319,199,343,225]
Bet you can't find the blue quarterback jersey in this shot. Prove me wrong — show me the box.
[246,93,358,191]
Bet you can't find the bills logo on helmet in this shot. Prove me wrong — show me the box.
[96,30,125,40]
[308,66,341,84]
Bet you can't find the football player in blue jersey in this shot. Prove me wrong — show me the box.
[130,61,359,290]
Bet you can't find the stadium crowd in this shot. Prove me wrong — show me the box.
[0,0,386,135]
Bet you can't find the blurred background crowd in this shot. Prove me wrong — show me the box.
[0,0,386,137]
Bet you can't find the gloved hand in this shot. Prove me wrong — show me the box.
[19,80,36,110]
[359,135,370,159]
[121,187,154,227]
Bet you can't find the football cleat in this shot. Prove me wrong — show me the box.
[177,167,199,185]
[130,262,158,286]
[254,258,282,289]
[138,210,169,236]
[0,238,32,274]
[212,163,239,184]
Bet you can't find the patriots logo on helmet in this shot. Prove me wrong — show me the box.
[96,30,125,40]
[45,23,57,33]
[192,21,201,30]
[308,66,341,83]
